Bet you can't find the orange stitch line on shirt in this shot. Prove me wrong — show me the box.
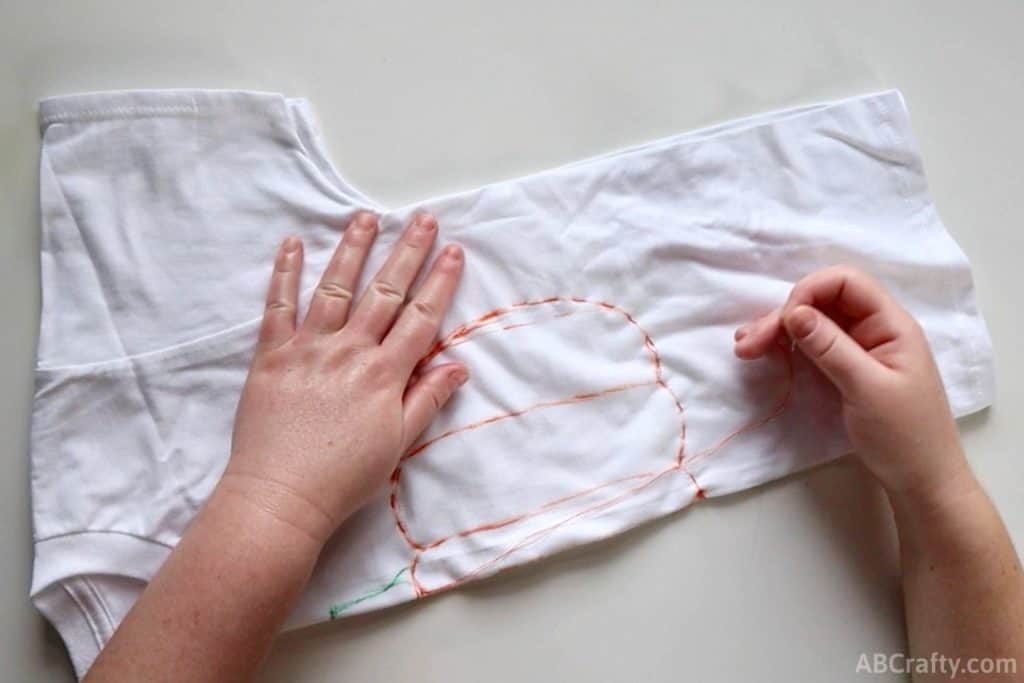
[425,312,582,358]
[410,470,661,553]
[390,297,688,554]
[411,347,792,594]
[412,462,692,596]
[478,309,506,323]
[391,297,687,552]
[409,555,426,597]
[401,380,656,463]
[418,297,591,368]
[388,378,662,551]
[390,297,792,597]
[684,342,795,469]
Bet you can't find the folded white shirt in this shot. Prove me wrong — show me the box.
[30,88,994,677]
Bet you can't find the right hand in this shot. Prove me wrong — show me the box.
[732,265,973,508]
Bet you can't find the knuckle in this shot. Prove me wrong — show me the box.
[266,299,294,312]
[363,350,397,378]
[372,280,406,303]
[800,264,848,292]
[827,263,858,278]
[410,299,437,319]
[815,328,842,359]
[904,316,927,342]
[316,281,354,301]
[819,264,859,285]
[339,328,376,351]
[428,385,449,410]
[256,350,288,372]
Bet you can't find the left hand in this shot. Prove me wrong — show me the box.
[221,211,468,546]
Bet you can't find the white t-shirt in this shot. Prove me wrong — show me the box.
[31,88,994,677]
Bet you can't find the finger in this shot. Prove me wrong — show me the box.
[303,212,378,334]
[779,265,907,342]
[384,244,464,375]
[348,214,438,341]
[735,266,906,360]
[401,363,468,452]
[734,309,782,359]
[258,236,303,351]
[783,304,884,398]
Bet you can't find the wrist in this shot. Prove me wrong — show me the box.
[884,447,977,520]
[886,458,991,563]
[213,469,337,550]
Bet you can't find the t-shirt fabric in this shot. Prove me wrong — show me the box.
[30,89,994,677]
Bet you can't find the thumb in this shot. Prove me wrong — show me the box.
[783,305,879,399]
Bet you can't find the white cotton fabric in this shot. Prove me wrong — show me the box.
[31,89,994,677]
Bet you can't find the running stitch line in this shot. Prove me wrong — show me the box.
[391,297,692,555]
[392,296,693,595]
[390,296,793,598]
[410,341,796,595]
[41,105,200,126]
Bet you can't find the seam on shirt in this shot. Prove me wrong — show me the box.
[60,579,105,654]
[35,313,258,375]
[36,140,316,376]
[34,528,176,549]
[40,105,201,126]
[82,577,116,641]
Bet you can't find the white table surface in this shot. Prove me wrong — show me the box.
[2,1,1021,680]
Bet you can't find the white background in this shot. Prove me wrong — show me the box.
[1,1,1021,680]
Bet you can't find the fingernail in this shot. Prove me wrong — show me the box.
[787,306,818,340]
[450,367,469,386]
[356,211,377,231]
[734,326,749,341]
[283,235,301,252]
[444,244,463,261]
[415,214,437,233]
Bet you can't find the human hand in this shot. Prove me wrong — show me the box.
[732,266,973,508]
[221,212,467,546]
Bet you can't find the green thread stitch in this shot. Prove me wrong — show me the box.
[328,567,409,620]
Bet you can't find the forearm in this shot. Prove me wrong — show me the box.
[84,481,323,683]
[889,463,1024,678]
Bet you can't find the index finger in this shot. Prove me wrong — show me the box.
[735,266,906,359]
[780,265,901,322]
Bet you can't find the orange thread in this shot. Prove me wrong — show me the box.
[391,297,689,556]
[685,342,794,468]
[409,555,426,596]
[413,463,689,595]
[408,470,659,553]
[402,381,655,463]
[392,297,793,597]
